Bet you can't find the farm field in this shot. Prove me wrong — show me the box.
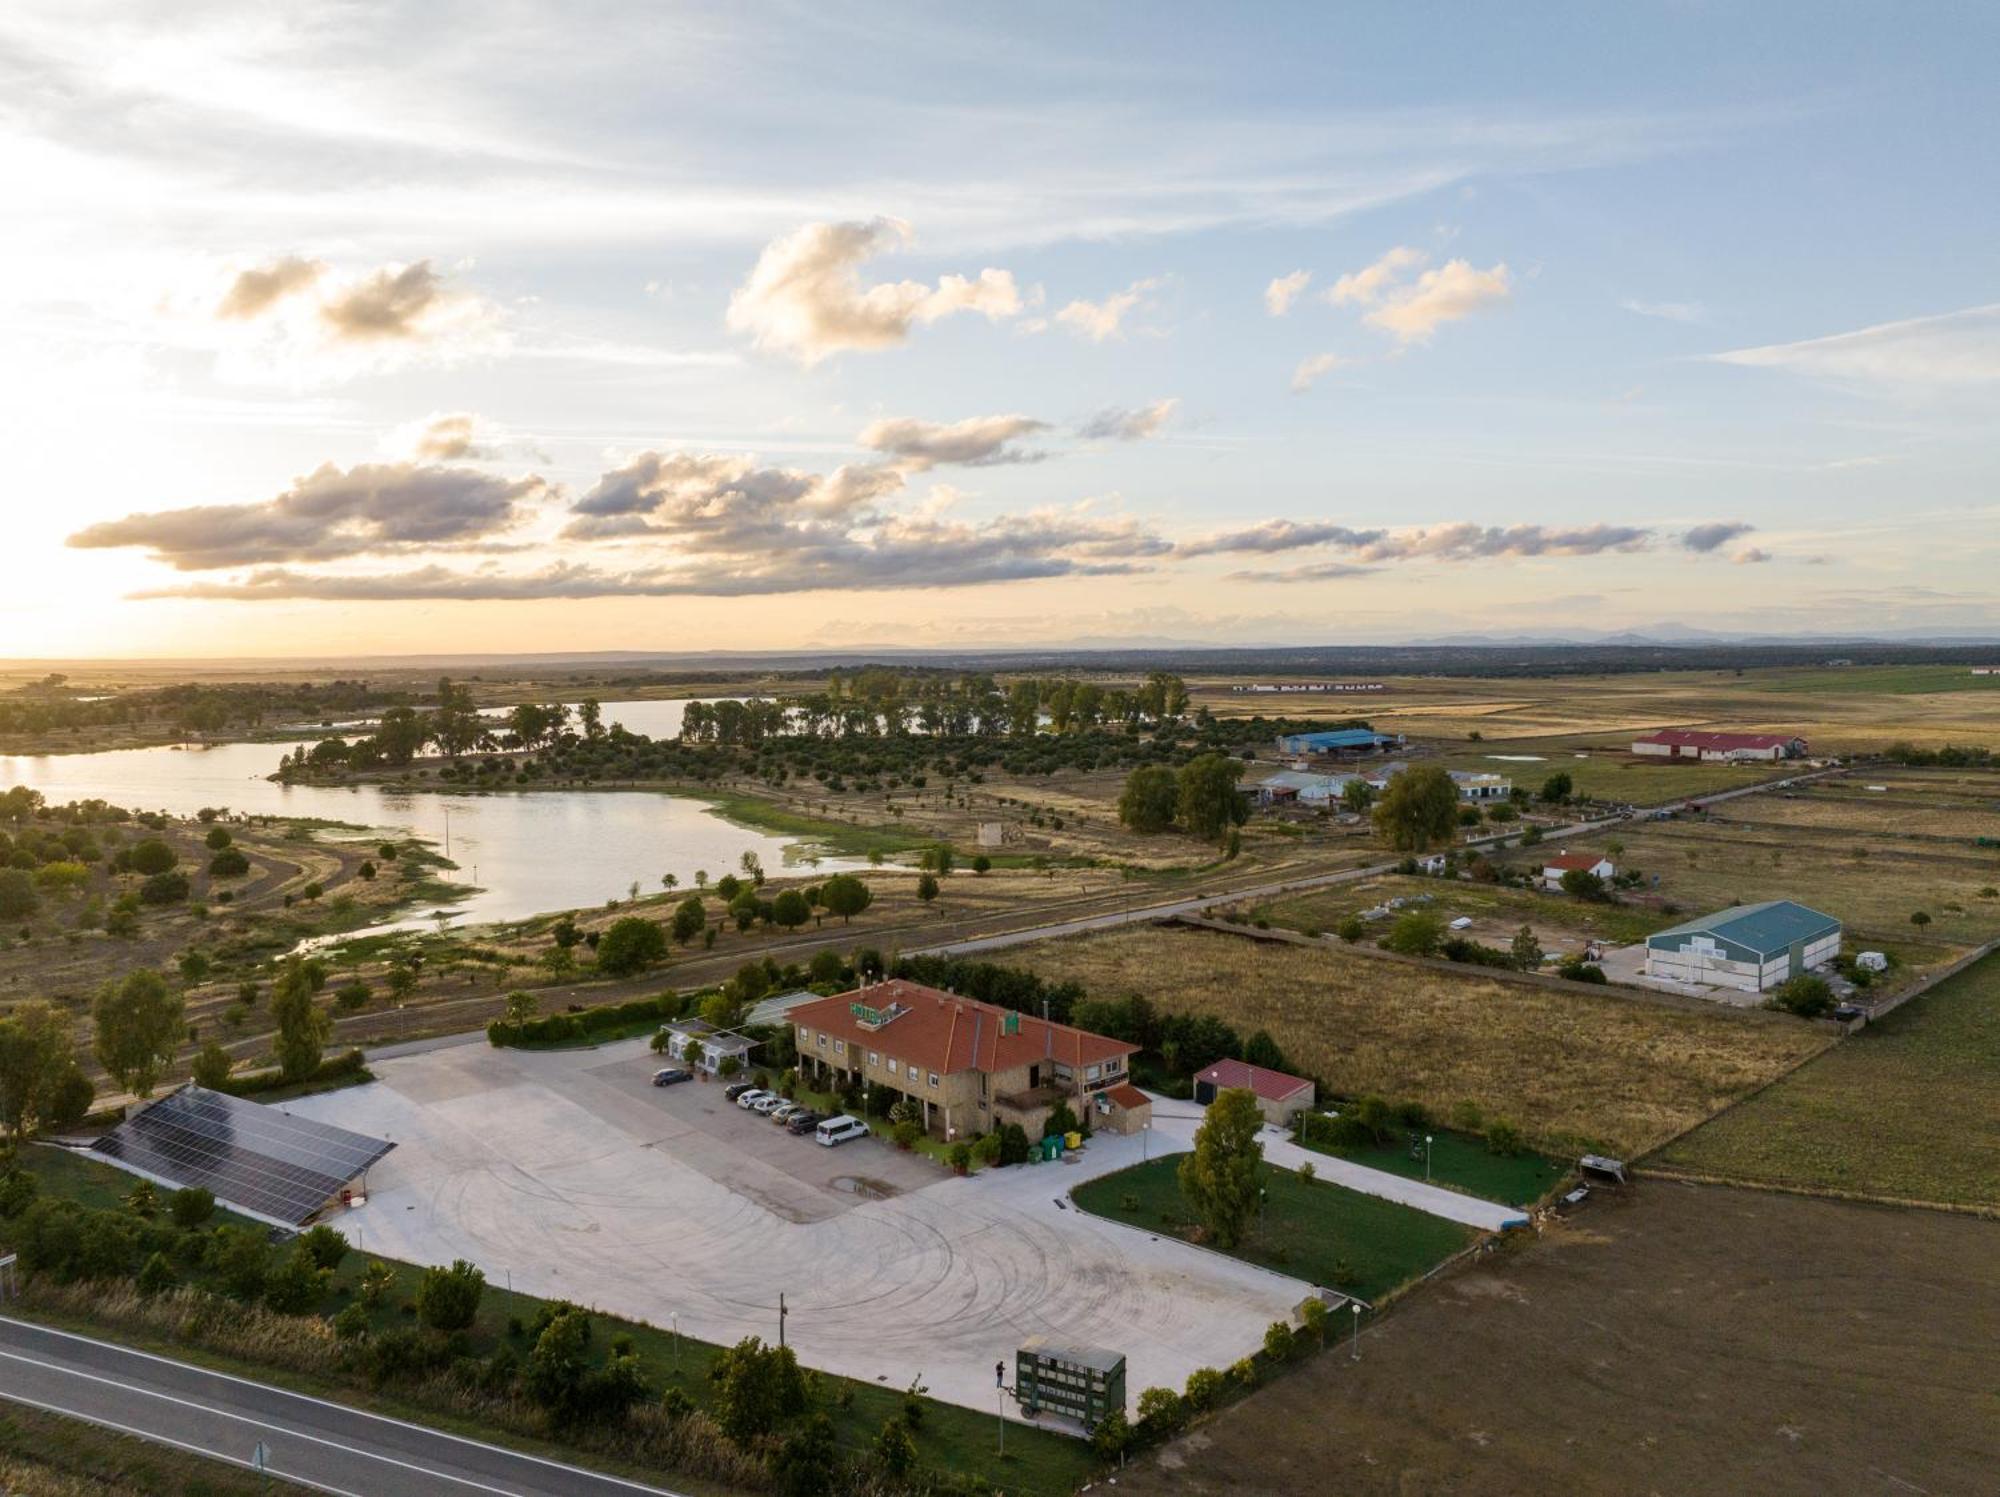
[1005,925,1831,1157]
[1117,1182,2000,1497]
[1071,1156,1473,1304]
[1250,873,1668,953]
[1657,953,2000,1210]
[1200,663,2000,753]
[1600,795,2000,962]
[1430,744,1787,803]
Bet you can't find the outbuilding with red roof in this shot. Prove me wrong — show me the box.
[1193,1058,1316,1126]
[1632,730,1806,762]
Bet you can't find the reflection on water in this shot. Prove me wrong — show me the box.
[0,701,854,929]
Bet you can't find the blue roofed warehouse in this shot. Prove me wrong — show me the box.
[1275,728,1405,756]
[1643,900,1842,994]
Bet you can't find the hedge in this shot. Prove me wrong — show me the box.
[486,993,688,1048]
[220,1048,370,1098]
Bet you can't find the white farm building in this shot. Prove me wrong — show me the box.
[1643,901,1842,994]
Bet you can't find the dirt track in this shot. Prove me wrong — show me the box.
[1122,1181,2000,1497]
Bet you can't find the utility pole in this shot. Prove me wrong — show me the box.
[995,1361,1007,1456]
[778,1291,787,1349]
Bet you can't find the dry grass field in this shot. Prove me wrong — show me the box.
[1005,924,1830,1156]
[1657,954,2000,1210]
[1198,663,2000,754]
[1251,874,1666,952]
[1120,1182,2000,1497]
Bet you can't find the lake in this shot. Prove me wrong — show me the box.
[0,700,858,929]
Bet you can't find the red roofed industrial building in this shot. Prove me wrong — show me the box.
[789,979,1144,1139]
[1632,730,1807,762]
[1193,1058,1317,1125]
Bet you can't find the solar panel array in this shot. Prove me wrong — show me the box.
[92,1086,393,1226]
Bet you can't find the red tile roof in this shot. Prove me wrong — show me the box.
[1195,1057,1314,1103]
[1543,851,1610,872]
[789,979,1137,1078]
[1634,730,1801,751]
[1103,1083,1151,1110]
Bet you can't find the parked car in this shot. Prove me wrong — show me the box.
[735,1089,775,1110]
[651,1068,691,1087]
[751,1094,788,1114]
[723,1081,758,1102]
[785,1111,823,1135]
[769,1102,804,1123]
[815,1115,870,1147]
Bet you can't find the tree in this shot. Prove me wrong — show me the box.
[1118,765,1179,833]
[727,890,760,932]
[0,1001,92,1143]
[711,1335,808,1444]
[772,1413,838,1497]
[772,890,811,932]
[503,990,538,1024]
[387,963,420,1003]
[417,1258,485,1331]
[0,869,37,920]
[127,838,178,876]
[874,1418,916,1478]
[1383,908,1445,957]
[1341,778,1375,815]
[204,826,233,851]
[971,854,991,876]
[1767,973,1835,1019]
[1510,925,1543,972]
[916,873,939,907]
[1177,1088,1265,1249]
[1371,766,1459,852]
[821,874,873,924]
[191,1041,233,1090]
[1539,771,1574,804]
[921,842,955,878]
[93,969,184,1099]
[208,848,250,876]
[1176,754,1248,843]
[1243,1029,1285,1071]
[1911,910,1932,929]
[1559,868,1608,901]
[670,895,707,945]
[271,956,331,1082]
[596,917,667,976]
[525,1308,592,1420]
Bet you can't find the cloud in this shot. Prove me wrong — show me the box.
[1680,520,1756,553]
[1077,398,1178,442]
[857,414,1049,470]
[1733,547,1773,564]
[68,463,547,570]
[725,218,1021,365]
[1364,259,1512,343]
[1327,246,1427,307]
[216,256,325,319]
[1180,520,1384,558]
[1621,297,1706,324]
[142,504,1172,601]
[1264,270,1312,317]
[1290,352,1347,393]
[1054,277,1164,342]
[391,412,488,462]
[1184,518,1651,565]
[1709,304,2000,386]
[318,261,453,341]
[1225,561,1381,584]
[201,256,502,381]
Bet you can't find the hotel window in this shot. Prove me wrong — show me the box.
[816,1034,828,1051]
[928,1072,939,1089]
[834,1041,845,1056]
[868,1051,880,1067]
[1085,1064,1100,1080]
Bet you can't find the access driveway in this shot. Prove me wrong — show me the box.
[290,1038,1308,1418]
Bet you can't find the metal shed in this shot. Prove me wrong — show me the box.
[1643,900,1842,993]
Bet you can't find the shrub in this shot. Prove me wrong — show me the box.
[1486,1119,1524,1157]
[333,980,372,1011]
[207,848,250,877]
[138,871,190,906]
[0,1170,39,1218]
[333,1302,370,1340]
[299,1224,349,1272]
[1136,1385,1186,1437]
[1183,1365,1226,1412]
[1261,1320,1295,1361]
[1336,915,1366,943]
[207,1225,269,1299]
[169,1186,215,1228]
[264,1244,331,1314]
[996,1122,1032,1165]
[416,1258,485,1333]
[1382,908,1445,957]
[136,1251,175,1296]
[1766,974,1835,1019]
[1092,1409,1131,1459]
[128,838,178,876]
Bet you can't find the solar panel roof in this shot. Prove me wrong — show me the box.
[91,1085,393,1227]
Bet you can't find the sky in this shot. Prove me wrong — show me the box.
[4,0,1997,658]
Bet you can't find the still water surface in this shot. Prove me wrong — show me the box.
[0,700,855,928]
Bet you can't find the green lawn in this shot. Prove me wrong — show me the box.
[11,1149,1094,1497]
[1071,1156,1474,1303]
[691,789,934,860]
[1432,749,1785,804]
[1294,1127,1566,1207]
[1655,952,2000,1209]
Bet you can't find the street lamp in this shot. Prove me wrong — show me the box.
[1425,1134,1434,1183]
[1350,1302,1362,1362]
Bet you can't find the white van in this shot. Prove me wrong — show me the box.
[815,1115,869,1147]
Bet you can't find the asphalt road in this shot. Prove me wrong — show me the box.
[0,1316,687,1497]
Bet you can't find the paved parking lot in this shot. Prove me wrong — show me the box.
[292,1037,1308,1418]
